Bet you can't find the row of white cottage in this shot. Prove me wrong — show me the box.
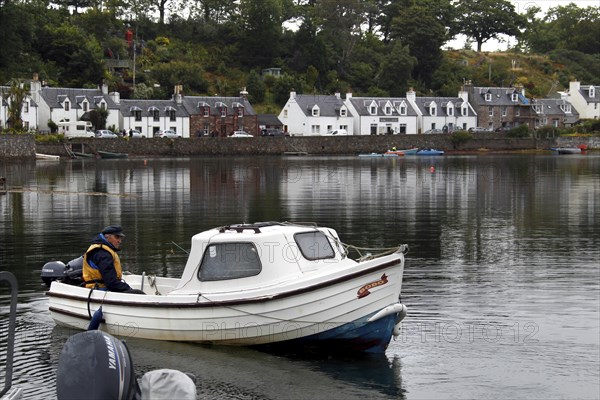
[2,73,598,137]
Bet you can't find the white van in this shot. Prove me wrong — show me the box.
[57,121,94,138]
[323,129,348,136]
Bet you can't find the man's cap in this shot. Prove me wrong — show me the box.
[101,225,125,237]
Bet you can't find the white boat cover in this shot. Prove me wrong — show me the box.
[140,369,196,400]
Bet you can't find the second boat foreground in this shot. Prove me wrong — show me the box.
[43,222,408,353]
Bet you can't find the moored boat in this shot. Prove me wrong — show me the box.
[98,150,128,159]
[36,153,60,160]
[42,222,408,353]
[551,147,582,154]
[416,148,444,156]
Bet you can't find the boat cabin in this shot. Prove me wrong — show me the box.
[172,222,349,294]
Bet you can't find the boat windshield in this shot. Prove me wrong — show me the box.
[294,231,335,260]
[199,242,262,281]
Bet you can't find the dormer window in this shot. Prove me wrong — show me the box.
[82,101,88,112]
[238,108,244,117]
[399,103,407,115]
[221,107,227,117]
[461,104,468,116]
[98,100,106,111]
[64,101,70,111]
[169,109,176,121]
[590,86,596,98]
[340,107,347,117]
[561,104,572,113]
[446,103,454,116]
[485,93,492,102]
[369,105,376,114]
[430,104,436,116]
[511,93,519,102]
[312,105,320,117]
[204,107,210,117]
[149,106,159,121]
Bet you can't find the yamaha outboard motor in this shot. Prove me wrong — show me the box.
[57,330,139,400]
[41,256,84,288]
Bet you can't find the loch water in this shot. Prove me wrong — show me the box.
[1,154,599,399]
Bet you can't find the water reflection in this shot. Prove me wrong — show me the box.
[1,154,599,399]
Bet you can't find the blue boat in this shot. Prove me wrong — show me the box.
[416,149,444,156]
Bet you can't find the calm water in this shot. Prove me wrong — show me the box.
[1,154,599,399]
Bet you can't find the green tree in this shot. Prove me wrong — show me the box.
[376,40,416,96]
[4,80,28,130]
[453,0,523,52]
[246,70,265,103]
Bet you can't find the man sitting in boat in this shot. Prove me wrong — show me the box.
[83,225,145,294]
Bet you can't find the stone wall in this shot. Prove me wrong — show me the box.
[0,134,36,159]
[30,134,595,158]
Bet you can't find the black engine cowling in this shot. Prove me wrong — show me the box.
[41,256,84,288]
[57,330,139,400]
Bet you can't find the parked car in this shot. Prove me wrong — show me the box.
[261,128,288,136]
[128,129,145,138]
[424,129,444,134]
[156,129,181,138]
[95,129,118,138]
[469,127,491,133]
[230,131,254,138]
[323,129,348,136]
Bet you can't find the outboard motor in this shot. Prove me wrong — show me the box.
[41,256,84,288]
[57,330,139,400]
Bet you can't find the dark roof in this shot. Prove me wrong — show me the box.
[412,97,476,117]
[182,96,256,116]
[347,97,418,117]
[470,86,529,106]
[119,99,189,117]
[294,94,346,117]
[39,87,118,110]
[258,114,282,126]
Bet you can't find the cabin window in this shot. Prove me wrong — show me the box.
[294,231,335,260]
[199,242,262,281]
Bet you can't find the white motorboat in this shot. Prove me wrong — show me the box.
[43,222,408,353]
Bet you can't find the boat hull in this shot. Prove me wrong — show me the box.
[551,147,582,154]
[47,254,405,353]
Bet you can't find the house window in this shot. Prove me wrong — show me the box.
[327,125,332,132]
[135,127,142,132]
[82,102,88,112]
[340,108,347,117]
[340,125,348,131]
[134,110,141,121]
[24,101,29,113]
[447,106,453,116]
[237,108,244,117]
[430,106,436,116]
[502,106,507,117]
[153,110,159,121]
[385,106,391,115]
[203,107,209,117]
[485,93,492,101]
[511,93,519,102]
[221,107,227,117]
[369,105,376,115]
[312,107,319,117]
[399,105,406,115]
[24,121,29,130]
[311,125,320,134]
[169,110,176,121]
[462,123,467,130]
[590,87,595,98]
[99,101,106,110]
[488,106,494,116]
[204,123,209,135]
[553,119,560,127]
[283,109,288,118]
[516,108,521,116]
[64,101,70,111]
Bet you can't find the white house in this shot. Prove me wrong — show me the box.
[117,88,190,137]
[344,94,419,135]
[407,89,477,133]
[565,81,599,120]
[279,92,354,136]
[0,83,38,131]
[30,75,120,133]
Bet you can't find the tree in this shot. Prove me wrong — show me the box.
[453,0,523,52]
[376,40,416,96]
[4,80,28,130]
[246,70,265,103]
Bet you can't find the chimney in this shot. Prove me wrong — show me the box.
[406,88,416,103]
[290,90,296,100]
[110,91,120,105]
[240,87,248,100]
[101,81,108,95]
[30,73,42,103]
[346,92,352,100]
[334,92,341,99]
